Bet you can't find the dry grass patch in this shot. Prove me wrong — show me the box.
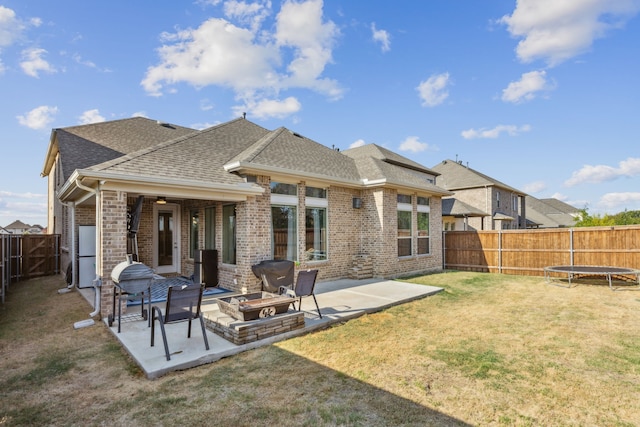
[1,272,639,426]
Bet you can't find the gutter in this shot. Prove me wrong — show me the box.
[74,178,102,319]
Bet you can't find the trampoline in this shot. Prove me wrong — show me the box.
[544,265,640,290]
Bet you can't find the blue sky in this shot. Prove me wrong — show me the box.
[1,0,640,228]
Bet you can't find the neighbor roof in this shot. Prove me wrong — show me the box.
[431,159,524,194]
[540,198,580,215]
[525,196,578,228]
[441,198,488,217]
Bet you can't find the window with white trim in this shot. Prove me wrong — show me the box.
[417,197,430,255]
[305,186,327,261]
[397,194,412,257]
[271,182,298,261]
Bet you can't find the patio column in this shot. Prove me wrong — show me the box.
[99,189,128,319]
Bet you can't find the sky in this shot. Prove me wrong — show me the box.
[1,0,640,228]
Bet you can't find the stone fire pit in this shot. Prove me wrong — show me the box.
[206,292,305,345]
[216,292,295,321]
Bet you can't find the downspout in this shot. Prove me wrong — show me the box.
[74,178,102,319]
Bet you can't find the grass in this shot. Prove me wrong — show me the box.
[1,271,640,426]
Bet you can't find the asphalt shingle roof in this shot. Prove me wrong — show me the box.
[93,118,270,185]
[441,198,488,217]
[55,117,450,196]
[431,159,523,194]
[57,117,197,181]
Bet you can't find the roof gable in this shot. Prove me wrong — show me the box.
[227,127,361,182]
[343,144,438,175]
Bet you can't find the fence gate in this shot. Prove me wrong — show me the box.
[1,234,60,303]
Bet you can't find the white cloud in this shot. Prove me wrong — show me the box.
[224,0,271,32]
[0,6,24,48]
[0,191,47,227]
[550,192,568,201]
[191,121,219,130]
[142,18,278,96]
[371,22,391,52]
[461,124,531,139]
[500,0,640,66]
[349,139,366,149]
[565,157,640,186]
[233,96,301,119]
[131,111,148,118]
[142,0,341,119]
[274,0,341,97]
[417,72,451,107]
[399,136,433,153]
[78,109,106,125]
[598,192,640,210]
[20,47,57,78]
[522,181,547,193]
[17,105,58,130]
[502,70,552,103]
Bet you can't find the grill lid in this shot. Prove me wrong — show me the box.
[111,258,154,283]
[251,260,294,292]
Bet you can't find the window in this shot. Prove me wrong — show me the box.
[496,191,501,208]
[305,186,326,198]
[271,182,298,261]
[271,182,297,196]
[189,209,199,259]
[397,194,412,257]
[417,196,430,255]
[222,204,236,264]
[397,211,412,257]
[305,186,327,261]
[204,207,215,250]
[512,195,518,211]
[417,212,430,255]
[397,194,412,204]
[272,206,297,261]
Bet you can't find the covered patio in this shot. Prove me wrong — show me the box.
[80,278,443,379]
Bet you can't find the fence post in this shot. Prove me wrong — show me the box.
[569,228,574,266]
[498,230,502,274]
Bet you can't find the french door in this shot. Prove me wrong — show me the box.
[153,203,180,274]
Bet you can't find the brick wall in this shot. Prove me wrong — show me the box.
[99,190,128,318]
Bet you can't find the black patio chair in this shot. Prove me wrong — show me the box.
[288,269,322,319]
[151,283,210,361]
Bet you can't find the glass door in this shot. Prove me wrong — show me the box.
[153,203,180,274]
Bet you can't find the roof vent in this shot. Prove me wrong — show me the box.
[157,121,175,129]
[288,130,304,138]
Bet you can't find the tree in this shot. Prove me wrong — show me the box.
[574,208,640,227]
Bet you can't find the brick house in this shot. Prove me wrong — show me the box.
[41,116,450,319]
[432,159,527,231]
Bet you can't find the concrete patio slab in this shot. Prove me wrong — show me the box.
[101,278,443,379]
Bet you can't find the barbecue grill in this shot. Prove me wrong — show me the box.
[251,259,294,293]
[109,257,155,333]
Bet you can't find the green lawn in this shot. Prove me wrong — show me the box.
[1,271,639,426]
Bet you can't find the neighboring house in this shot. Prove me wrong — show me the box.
[0,226,11,234]
[524,196,578,228]
[42,116,451,319]
[27,224,45,234]
[431,160,527,230]
[441,198,489,231]
[540,198,582,221]
[4,220,31,234]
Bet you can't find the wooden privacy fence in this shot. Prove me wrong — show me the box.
[1,234,60,303]
[443,225,640,277]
